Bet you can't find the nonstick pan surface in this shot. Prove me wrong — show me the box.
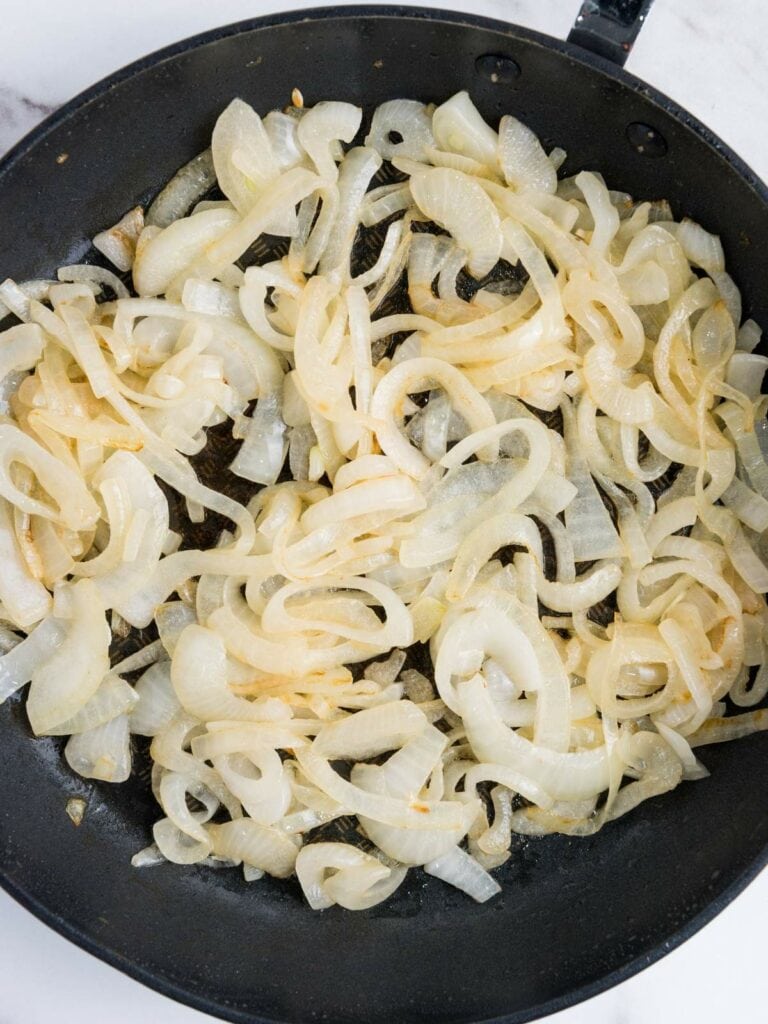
[0,6,766,1024]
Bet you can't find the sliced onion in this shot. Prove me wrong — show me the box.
[146,150,217,229]
[0,616,65,702]
[314,701,427,760]
[211,99,280,216]
[432,91,499,170]
[424,846,501,903]
[209,819,298,878]
[65,712,131,782]
[674,217,725,275]
[134,208,239,296]
[26,580,110,736]
[561,399,622,561]
[498,115,557,194]
[129,662,180,737]
[172,623,278,722]
[230,390,287,485]
[410,167,502,278]
[295,842,405,910]
[44,673,137,737]
[365,99,435,161]
[93,206,145,271]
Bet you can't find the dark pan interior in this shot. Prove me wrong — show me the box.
[0,8,766,1024]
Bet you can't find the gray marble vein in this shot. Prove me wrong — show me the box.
[0,85,58,154]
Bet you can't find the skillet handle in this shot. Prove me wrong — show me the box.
[568,1,655,66]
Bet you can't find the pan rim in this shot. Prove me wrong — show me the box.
[1,4,766,202]
[2,835,767,1024]
[0,6,766,1024]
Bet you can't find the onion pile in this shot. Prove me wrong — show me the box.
[0,91,767,911]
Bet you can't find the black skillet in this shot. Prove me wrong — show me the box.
[0,3,766,1023]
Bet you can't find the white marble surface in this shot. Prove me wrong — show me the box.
[0,1,766,1022]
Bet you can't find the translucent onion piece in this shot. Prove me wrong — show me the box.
[295,843,406,910]
[0,495,52,627]
[0,616,65,702]
[83,452,169,616]
[0,423,100,531]
[498,115,557,195]
[230,390,287,485]
[208,819,299,878]
[206,168,320,270]
[561,400,622,561]
[44,673,138,737]
[146,149,217,229]
[93,206,145,271]
[358,798,476,866]
[211,99,280,216]
[424,846,501,903]
[435,601,571,752]
[26,580,110,736]
[297,101,362,181]
[726,352,768,399]
[213,746,292,825]
[129,662,180,737]
[432,91,499,170]
[583,344,655,425]
[133,208,239,296]
[172,623,280,722]
[58,263,130,300]
[131,844,166,868]
[313,700,427,760]
[675,218,725,275]
[264,110,305,172]
[410,167,502,279]
[319,147,382,282]
[365,99,435,161]
[65,712,131,782]
[262,573,413,645]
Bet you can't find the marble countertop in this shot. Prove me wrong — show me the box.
[0,2,766,1023]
